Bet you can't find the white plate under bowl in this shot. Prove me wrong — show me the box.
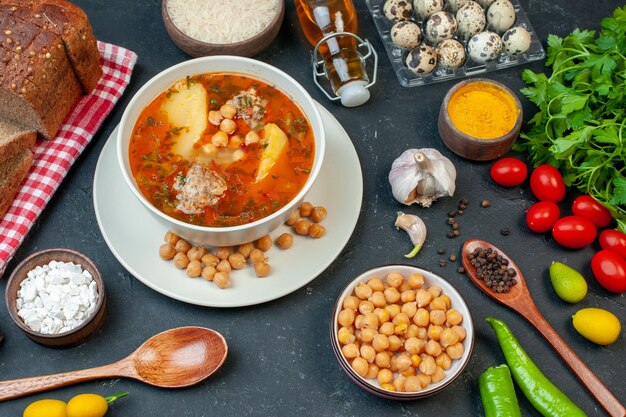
[93,103,363,307]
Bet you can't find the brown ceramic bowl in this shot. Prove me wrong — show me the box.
[162,0,285,58]
[5,249,106,347]
[438,78,523,161]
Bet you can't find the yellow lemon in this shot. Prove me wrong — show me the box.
[66,394,108,417]
[23,399,67,417]
[573,308,621,345]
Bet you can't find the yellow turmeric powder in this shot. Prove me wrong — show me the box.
[447,82,519,140]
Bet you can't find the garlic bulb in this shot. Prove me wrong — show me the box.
[395,212,427,258]
[389,148,456,207]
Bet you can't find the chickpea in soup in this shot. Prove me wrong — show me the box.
[129,73,315,227]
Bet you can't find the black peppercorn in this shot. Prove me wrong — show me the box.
[481,200,491,208]
[437,247,446,254]
[500,227,510,236]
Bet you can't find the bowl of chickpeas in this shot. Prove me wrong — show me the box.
[331,264,474,399]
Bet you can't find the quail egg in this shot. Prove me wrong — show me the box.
[445,0,470,13]
[425,11,458,44]
[406,44,437,75]
[502,26,531,55]
[435,39,466,69]
[476,0,496,7]
[413,0,443,20]
[391,21,422,49]
[468,31,503,63]
[456,1,486,40]
[487,0,516,32]
[383,0,414,22]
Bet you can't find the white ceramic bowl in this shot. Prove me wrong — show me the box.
[117,56,325,246]
[331,264,474,399]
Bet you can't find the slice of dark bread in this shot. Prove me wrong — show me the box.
[0,119,36,165]
[0,148,32,219]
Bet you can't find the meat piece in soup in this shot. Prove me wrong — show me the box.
[129,73,315,227]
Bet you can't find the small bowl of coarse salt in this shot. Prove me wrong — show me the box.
[162,0,285,58]
[5,249,106,347]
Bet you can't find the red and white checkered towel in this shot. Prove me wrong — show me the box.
[0,41,138,275]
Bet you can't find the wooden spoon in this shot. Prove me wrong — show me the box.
[0,326,227,401]
[462,239,626,417]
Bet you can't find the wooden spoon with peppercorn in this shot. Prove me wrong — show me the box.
[462,238,626,417]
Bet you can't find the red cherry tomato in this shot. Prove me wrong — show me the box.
[571,195,612,228]
[530,165,566,202]
[599,229,626,258]
[490,158,528,187]
[526,201,560,233]
[591,250,626,293]
[552,215,597,249]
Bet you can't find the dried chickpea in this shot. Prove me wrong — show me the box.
[294,219,312,235]
[244,130,259,145]
[429,296,448,311]
[410,354,422,368]
[360,344,376,363]
[384,287,401,303]
[439,328,460,348]
[374,308,390,324]
[249,249,265,264]
[285,210,300,226]
[308,223,326,238]
[392,312,410,326]
[446,342,465,360]
[419,355,436,376]
[446,309,463,326]
[379,321,394,336]
[452,325,466,341]
[396,354,412,372]
[354,314,365,329]
[173,252,190,269]
[201,253,219,267]
[342,343,359,359]
[385,304,401,319]
[310,206,327,223]
[343,295,359,310]
[440,294,451,309]
[425,340,443,357]
[416,289,432,307]
[186,260,202,277]
[229,135,243,148]
[201,266,216,281]
[413,308,430,327]
[175,239,192,254]
[386,272,404,288]
[211,131,229,147]
[427,325,444,341]
[394,322,408,336]
[427,286,442,298]
[408,273,424,289]
[208,110,223,125]
[387,335,403,352]
[405,324,419,338]
[416,374,431,389]
[431,366,446,383]
[366,364,380,379]
[399,280,412,292]
[377,368,393,385]
[219,118,236,134]
[159,244,176,260]
[187,246,206,262]
[375,351,391,368]
[228,253,246,270]
[256,235,273,251]
[405,337,425,355]
[338,308,356,327]
[393,375,406,392]
[370,291,386,308]
[436,353,452,370]
[216,246,232,260]
[299,201,314,217]
[164,231,180,246]
[363,313,379,329]
[352,357,369,377]
[276,233,293,249]
[216,259,232,273]
[213,272,230,288]
[381,383,396,391]
[404,375,421,392]
[401,301,417,318]
[367,277,385,292]
[254,262,271,277]
[360,328,377,344]
[354,284,373,300]
[429,310,446,326]
[219,104,236,119]
[358,301,375,315]
[417,326,428,339]
[400,290,416,303]
[372,334,390,352]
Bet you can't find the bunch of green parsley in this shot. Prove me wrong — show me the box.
[514,6,626,232]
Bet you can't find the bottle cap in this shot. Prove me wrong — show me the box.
[337,81,370,107]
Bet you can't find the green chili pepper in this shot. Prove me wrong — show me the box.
[486,317,587,417]
[479,364,521,417]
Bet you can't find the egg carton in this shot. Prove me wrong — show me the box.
[365,0,545,87]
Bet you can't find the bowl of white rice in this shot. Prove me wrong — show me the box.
[162,0,285,57]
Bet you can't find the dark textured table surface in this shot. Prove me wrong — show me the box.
[1,1,625,416]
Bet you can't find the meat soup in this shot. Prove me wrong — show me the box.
[129,73,315,227]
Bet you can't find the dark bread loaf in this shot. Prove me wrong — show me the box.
[0,148,32,218]
[0,119,35,165]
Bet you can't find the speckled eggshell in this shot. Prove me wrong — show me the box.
[502,26,531,55]
[445,0,470,13]
[384,0,414,22]
[487,0,516,32]
[435,39,466,69]
[468,31,503,63]
[413,0,444,20]
[391,21,422,49]
[425,11,458,44]
[456,1,486,40]
[406,44,438,75]
[476,0,496,7]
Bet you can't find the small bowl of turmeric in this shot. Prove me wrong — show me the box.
[438,79,523,161]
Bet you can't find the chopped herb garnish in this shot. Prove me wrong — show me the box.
[147,116,156,126]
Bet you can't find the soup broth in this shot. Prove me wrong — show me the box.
[129,73,315,227]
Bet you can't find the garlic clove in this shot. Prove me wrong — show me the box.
[395,212,427,258]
